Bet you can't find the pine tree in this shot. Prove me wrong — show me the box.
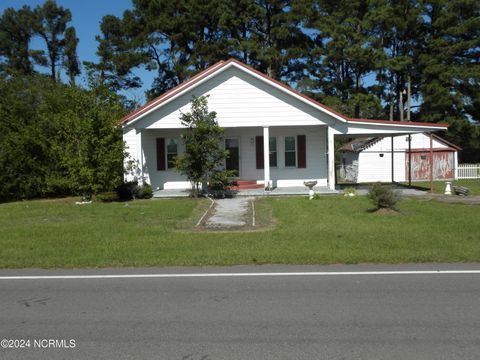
[64,26,80,85]
[34,0,72,81]
[419,0,480,123]
[368,0,423,120]
[300,0,383,118]
[0,6,39,75]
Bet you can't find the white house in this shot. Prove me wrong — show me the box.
[339,133,461,183]
[122,58,448,192]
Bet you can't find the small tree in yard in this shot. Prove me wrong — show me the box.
[367,183,401,211]
[175,95,229,197]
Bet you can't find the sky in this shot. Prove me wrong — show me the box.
[0,0,154,102]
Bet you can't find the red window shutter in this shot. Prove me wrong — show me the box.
[256,136,264,169]
[156,138,166,171]
[297,135,306,168]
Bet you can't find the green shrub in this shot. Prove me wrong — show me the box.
[208,170,235,191]
[135,183,153,199]
[117,181,138,201]
[367,183,400,210]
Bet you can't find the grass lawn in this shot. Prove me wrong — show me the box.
[400,179,480,195]
[0,195,479,268]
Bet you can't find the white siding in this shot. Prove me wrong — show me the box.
[130,67,334,130]
[137,126,327,190]
[356,151,405,183]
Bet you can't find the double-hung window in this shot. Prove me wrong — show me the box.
[285,136,296,167]
[269,137,277,167]
[166,138,178,169]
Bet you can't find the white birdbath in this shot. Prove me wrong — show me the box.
[304,181,318,200]
[444,181,452,195]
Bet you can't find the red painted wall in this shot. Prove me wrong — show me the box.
[406,151,454,181]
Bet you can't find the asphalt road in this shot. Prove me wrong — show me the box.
[1,264,479,360]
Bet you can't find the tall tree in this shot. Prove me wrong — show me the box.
[300,0,383,118]
[64,26,80,85]
[84,14,144,93]
[0,6,41,75]
[368,0,423,120]
[247,0,311,81]
[418,0,480,162]
[92,0,310,99]
[34,0,72,81]
[419,0,480,123]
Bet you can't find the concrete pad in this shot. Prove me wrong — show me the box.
[205,197,253,228]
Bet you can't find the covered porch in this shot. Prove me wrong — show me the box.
[133,124,331,192]
[129,119,449,196]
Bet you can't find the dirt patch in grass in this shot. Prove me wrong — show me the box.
[373,208,400,215]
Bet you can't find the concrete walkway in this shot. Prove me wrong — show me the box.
[154,186,338,198]
[205,197,253,228]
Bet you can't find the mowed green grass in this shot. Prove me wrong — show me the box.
[0,195,479,268]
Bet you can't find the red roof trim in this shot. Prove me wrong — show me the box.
[121,58,449,131]
[406,147,458,153]
[346,118,449,128]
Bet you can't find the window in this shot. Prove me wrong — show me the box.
[269,137,277,167]
[166,138,178,169]
[285,136,296,167]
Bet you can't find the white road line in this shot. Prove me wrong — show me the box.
[0,270,480,280]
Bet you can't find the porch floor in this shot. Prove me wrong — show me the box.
[153,186,338,198]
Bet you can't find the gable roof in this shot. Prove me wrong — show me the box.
[432,133,462,150]
[121,58,448,131]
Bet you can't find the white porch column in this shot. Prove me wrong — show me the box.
[263,126,271,190]
[136,129,144,185]
[327,126,335,190]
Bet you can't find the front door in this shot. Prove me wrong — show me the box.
[225,137,240,177]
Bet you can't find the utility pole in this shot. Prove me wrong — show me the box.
[399,90,404,121]
[390,88,394,183]
[407,76,411,121]
[407,76,412,186]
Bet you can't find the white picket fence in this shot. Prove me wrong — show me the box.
[457,164,480,179]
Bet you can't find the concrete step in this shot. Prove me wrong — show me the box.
[234,180,259,186]
[230,184,264,190]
